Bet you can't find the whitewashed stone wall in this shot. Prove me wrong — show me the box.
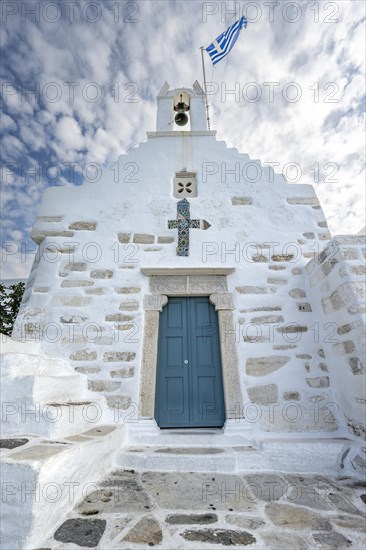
[306,235,366,440]
[13,86,360,437]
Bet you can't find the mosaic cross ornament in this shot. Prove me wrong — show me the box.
[168,199,211,256]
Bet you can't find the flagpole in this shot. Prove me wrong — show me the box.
[200,46,211,130]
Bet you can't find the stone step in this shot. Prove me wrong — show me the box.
[116,445,263,473]
[116,438,362,476]
[127,424,256,448]
[2,396,113,438]
[1,425,123,550]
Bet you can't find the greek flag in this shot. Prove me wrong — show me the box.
[206,16,248,65]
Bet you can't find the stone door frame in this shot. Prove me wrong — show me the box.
[139,269,244,429]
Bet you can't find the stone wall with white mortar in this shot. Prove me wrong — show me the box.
[12,85,364,438]
[306,235,366,441]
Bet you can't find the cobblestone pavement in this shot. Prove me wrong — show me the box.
[40,470,366,549]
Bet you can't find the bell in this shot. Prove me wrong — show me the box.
[174,110,189,126]
[174,94,189,127]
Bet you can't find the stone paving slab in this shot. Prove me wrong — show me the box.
[39,471,366,549]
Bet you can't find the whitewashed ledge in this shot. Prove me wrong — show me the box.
[140,268,235,275]
[1,426,124,550]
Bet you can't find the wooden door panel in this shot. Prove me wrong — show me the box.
[155,296,225,428]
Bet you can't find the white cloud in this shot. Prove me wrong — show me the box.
[1,0,365,280]
[1,134,27,159]
[0,248,35,280]
[54,115,84,151]
[1,114,17,131]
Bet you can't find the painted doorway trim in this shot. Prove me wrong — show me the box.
[139,273,244,427]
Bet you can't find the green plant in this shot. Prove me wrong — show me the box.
[0,282,25,336]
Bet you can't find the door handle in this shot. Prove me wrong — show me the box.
[184,360,188,364]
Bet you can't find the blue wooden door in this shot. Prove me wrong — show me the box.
[155,297,225,428]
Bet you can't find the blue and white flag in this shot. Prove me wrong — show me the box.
[206,16,247,65]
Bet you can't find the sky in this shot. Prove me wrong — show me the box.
[1,0,365,279]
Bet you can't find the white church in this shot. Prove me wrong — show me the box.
[1,82,365,548]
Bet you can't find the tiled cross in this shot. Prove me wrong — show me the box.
[168,198,211,256]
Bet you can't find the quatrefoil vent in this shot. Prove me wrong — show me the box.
[173,172,197,198]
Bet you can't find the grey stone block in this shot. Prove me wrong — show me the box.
[243,335,270,343]
[106,395,131,409]
[140,472,257,511]
[289,288,306,298]
[340,248,359,260]
[85,288,107,295]
[333,340,355,356]
[276,324,308,333]
[60,315,88,324]
[181,529,256,546]
[261,532,308,549]
[349,357,365,375]
[251,315,284,324]
[115,323,135,331]
[283,391,301,400]
[319,231,332,240]
[271,254,294,262]
[319,363,328,372]
[51,296,91,306]
[157,236,174,243]
[124,516,162,545]
[231,197,253,205]
[166,513,218,525]
[61,280,94,287]
[61,262,87,272]
[252,255,268,262]
[110,367,135,378]
[31,229,74,244]
[267,277,288,285]
[297,302,312,312]
[313,531,352,549]
[117,233,131,243]
[236,286,276,294]
[265,502,331,530]
[105,314,134,322]
[133,233,155,244]
[225,515,264,529]
[103,352,136,362]
[33,287,50,292]
[54,519,106,547]
[88,380,121,392]
[286,197,320,206]
[119,302,139,311]
[306,376,330,388]
[247,384,279,404]
[36,216,63,222]
[0,438,29,449]
[246,356,290,376]
[90,269,113,279]
[350,265,366,275]
[69,222,97,230]
[115,287,141,294]
[70,349,97,361]
[75,366,101,374]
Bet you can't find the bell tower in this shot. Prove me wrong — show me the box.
[156,81,208,132]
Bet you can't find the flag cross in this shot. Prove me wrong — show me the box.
[168,199,211,256]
